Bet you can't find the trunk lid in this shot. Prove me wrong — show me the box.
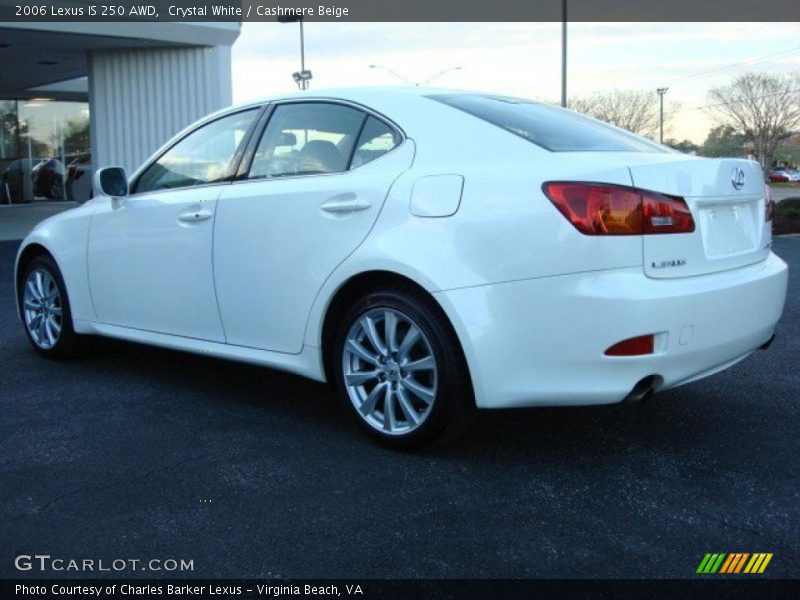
[628,155,770,279]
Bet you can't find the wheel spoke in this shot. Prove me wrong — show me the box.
[23,299,39,310]
[345,339,380,366]
[26,280,41,301]
[44,318,56,345]
[397,325,420,360]
[384,310,399,353]
[42,273,53,295]
[359,383,385,417]
[404,355,435,372]
[345,370,380,386]
[402,377,435,405]
[28,313,43,336]
[383,386,397,431]
[35,271,45,299]
[48,315,61,334]
[396,387,420,425]
[50,306,62,317]
[361,315,386,356]
[37,317,48,346]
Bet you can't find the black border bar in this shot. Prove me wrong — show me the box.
[4,579,800,600]
[0,0,799,22]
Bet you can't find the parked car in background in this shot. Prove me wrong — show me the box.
[31,159,66,201]
[768,169,790,182]
[66,154,93,203]
[1,158,42,204]
[14,88,789,447]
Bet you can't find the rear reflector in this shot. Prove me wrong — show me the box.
[542,182,695,235]
[605,335,655,357]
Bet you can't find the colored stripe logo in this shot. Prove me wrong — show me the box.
[696,553,773,574]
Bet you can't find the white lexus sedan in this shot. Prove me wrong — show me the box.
[15,89,788,447]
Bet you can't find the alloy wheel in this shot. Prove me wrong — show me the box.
[23,267,63,349]
[342,308,438,435]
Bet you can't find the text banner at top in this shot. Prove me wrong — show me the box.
[0,0,799,22]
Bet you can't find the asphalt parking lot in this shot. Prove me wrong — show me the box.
[1,237,798,579]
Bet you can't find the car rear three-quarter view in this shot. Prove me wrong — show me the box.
[14,88,788,448]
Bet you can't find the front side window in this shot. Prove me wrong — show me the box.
[135,109,258,194]
[248,103,365,179]
[430,94,668,153]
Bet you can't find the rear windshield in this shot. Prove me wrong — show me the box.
[430,94,669,153]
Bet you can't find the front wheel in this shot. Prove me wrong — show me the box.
[19,255,82,359]
[333,288,474,449]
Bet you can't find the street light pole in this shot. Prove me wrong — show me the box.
[369,64,415,86]
[278,14,312,90]
[657,87,668,143]
[420,66,462,86]
[561,0,567,107]
[299,20,306,89]
[369,65,461,87]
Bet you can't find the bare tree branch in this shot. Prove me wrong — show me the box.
[568,90,678,138]
[705,71,800,167]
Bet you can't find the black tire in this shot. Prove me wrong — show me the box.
[18,254,83,359]
[333,286,475,449]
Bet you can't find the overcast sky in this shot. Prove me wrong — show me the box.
[231,22,800,144]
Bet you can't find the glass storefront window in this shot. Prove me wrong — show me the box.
[0,100,17,160]
[1,99,90,204]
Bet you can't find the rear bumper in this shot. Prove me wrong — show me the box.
[435,253,788,409]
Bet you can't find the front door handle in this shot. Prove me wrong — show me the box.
[320,195,372,214]
[177,208,213,223]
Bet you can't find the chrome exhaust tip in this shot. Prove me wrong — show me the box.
[759,334,776,351]
[623,375,661,404]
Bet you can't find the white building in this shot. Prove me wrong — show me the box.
[0,20,240,204]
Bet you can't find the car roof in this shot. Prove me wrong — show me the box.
[232,86,458,107]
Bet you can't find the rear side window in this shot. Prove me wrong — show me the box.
[248,103,365,179]
[430,94,668,153]
[350,117,401,168]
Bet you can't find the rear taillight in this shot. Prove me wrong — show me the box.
[542,182,695,235]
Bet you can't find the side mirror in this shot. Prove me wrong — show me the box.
[94,166,128,198]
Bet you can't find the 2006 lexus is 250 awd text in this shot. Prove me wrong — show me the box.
[15,88,788,447]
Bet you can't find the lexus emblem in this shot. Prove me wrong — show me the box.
[731,167,745,190]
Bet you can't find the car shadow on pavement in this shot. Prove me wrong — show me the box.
[55,333,718,463]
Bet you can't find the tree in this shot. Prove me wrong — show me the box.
[775,134,800,167]
[665,138,700,154]
[569,90,678,138]
[700,124,747,158]
[706,71,800,168]
[60,118,90,156]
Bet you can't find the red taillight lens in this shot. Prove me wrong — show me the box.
[542,182,695,235]
[605,335,655,357]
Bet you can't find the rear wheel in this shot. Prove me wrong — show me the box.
[333,287,474,449]
[19,255,82,359]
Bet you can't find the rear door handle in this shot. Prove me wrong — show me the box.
[178,208,213,223]
[320,195,371,214]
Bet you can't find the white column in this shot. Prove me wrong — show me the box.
[88,45,233,175]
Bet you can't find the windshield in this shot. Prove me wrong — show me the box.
[430,94,669,153]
